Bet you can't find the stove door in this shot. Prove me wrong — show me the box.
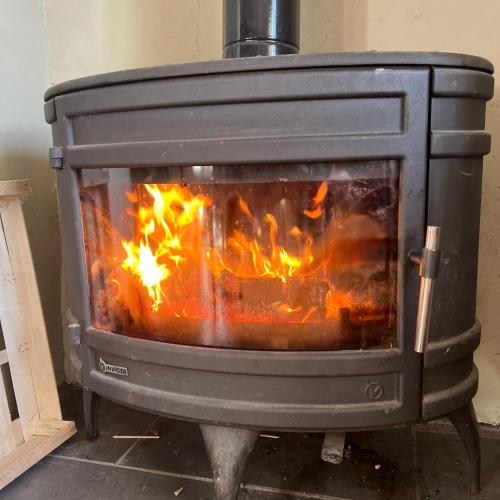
[54,66,429,428]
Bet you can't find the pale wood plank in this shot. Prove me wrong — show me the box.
[0,181,31,199]
[0,185,75,488]
[1,198,62,422]
[0,368,17,460]
[0,205,39,440]
[34,418,74,436]
[11,418,24,447]
[0,421,76,490]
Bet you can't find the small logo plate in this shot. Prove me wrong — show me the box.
[365,381,384,400]
[99,357,128,377]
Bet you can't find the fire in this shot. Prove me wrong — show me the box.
[303,206,322,219]
[313,181,328,205]
[119,183,323,311]
[81,174,398,351]
[120,184,211,311]
[207,212,314,283]
[325,286,354,320]
[231,212,311,282]
[272,302,303,314]
[304,180,328,219]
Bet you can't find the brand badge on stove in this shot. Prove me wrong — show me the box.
[98,358,129,377]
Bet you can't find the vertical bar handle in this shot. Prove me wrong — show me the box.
[414,226,441,353]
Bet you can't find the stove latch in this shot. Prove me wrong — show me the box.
[408,226,441,353]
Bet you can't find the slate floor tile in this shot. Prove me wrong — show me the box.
[0,456,277,500]
[415,429,500,500]
[244,429,416,500]
[123,420,416,499]
[56,384,157,462]
[120,417,211,477]
[2,386,499,500]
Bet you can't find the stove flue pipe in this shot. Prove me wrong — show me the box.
[223,0,300,58]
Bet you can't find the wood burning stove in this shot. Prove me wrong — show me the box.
[44,2,494,498]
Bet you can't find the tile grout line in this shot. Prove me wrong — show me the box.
[243,482,352,500]
[411,427,422,500]
[115,416,161,465]
[49,453,351,500]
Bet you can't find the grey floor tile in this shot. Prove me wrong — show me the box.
[57,385,157,462]
[482,436,500,494]
[244,429,416,500]
[123,420,416,500]
[120,418,210,476]
[0,456,278,500]
[6,386,497,500]
[415,429,500,500]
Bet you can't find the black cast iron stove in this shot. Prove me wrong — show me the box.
[44,1,494,498]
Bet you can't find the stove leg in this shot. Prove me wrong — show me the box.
[448,402,481,495]
[83,386,101,440]
[200,424,259,500]
[321,432,346,464]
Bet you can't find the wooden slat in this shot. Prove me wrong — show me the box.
[11,418,24,447]
[0,420,76,489]
[0,182,75,490]
[34,418,74,436]
[0,181,31,199]
[1,199,62,422]
[0,367,17,459]
[0,205,39,440]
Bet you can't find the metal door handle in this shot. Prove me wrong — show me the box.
[412,226,441,353]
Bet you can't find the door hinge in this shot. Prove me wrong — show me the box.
[49,146,64,169]
[67,322,81,345]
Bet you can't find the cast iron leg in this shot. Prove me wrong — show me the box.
[321,432,346,464]
[83,386,101,440]
[448,402,481,495]
[200,424,259,500]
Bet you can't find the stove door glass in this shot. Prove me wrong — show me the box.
[80,161,399,350]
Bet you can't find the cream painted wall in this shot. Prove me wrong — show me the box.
[42,0,499,423]
[338,0,500,427]
[0,0,64,382]
[43,0,345,83]
[43,0,222,83]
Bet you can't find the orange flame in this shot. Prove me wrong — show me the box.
[313,180,328,205]
[238,195,256,224]
[303,207,322,219]
[207,213,313,283]
[120,183,324,312]
[121,184,211,311]
[304,180,328,219]
[272,302,303,314]
[325,287,355,320]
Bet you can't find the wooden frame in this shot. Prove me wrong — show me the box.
[0,180,75,489]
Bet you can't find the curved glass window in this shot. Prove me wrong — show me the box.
[80,161,399,350]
